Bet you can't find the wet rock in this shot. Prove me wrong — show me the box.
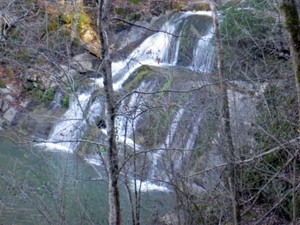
[0,118,5,130]
[111,13,169,56]
[20,100,30,108]
[1,95,15,112]
[72,53,98,73]
[0,88,11,95]
[96,117,106,129]
[3,107,17,123]
[181,1,210,11]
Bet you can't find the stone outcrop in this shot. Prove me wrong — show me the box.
[181,1,210,11]
[149,1,171,16]
[23,68,56,91]
[0,84,31,127]
[71,53,98,73]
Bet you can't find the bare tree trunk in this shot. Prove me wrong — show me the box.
[97,0,121,224]
[207,0,240,224]
[70,0,79,49]
[279,1,300,224]
[280,0,300,117]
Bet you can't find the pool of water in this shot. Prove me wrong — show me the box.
[0,137,174,225]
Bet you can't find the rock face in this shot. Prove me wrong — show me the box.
[0,84,31,127]
[110,13,170,57]
[181,1,210,11]
[3,107,18,123]
[72,53,98,73]
[149,1,171,16]
[23,68,56,91]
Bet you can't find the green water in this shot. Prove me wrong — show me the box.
[0,138,174,225]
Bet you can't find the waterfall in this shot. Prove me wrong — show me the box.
[93,11,214,91]
[191,26,214,72]
[164,108,185,148]
[40,11,216,192]
[115,80,156,149]
[38,91,92,152]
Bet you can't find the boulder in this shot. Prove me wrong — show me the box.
[58,65,78,83]
[1,95,15,112]
[3,107,17,123]
[72,53,98,73]
[181,1,210,11]
[0,88,11,95]
[0,118,5,130]
[24,68,55,91]
[20,99,30,108]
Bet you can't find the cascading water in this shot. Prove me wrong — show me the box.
[42,11,215,192]
[38,91,92,152]
[93,11,213,90]
[191,26,215,72]
[115,80,156,150]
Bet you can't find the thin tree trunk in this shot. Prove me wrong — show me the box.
[280,0,300,117]
[97,0,121,224]
[279,1,300,224]
[70,0,79,49]
[207,1,240,224]
[133,136,141,225]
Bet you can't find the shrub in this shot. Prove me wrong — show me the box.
[78,12,90,35]
[59,13,72,25]
[129,0,140,4]
[220,7,275,44]
[130,13,141,21]
[32,89,45,103]
[115,7,125,15]
[61,94,70,108]
[43,87,56,102]
[0,79,6,88]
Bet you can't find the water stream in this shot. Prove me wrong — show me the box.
[39,11,215,192]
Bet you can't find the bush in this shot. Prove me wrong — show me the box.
[32,89,45,103]
[32,87,56,103]
[78,12,91,35]
[59,13,72,25]
[61,94,69,108]
[129,0,140,4]
[43,87,56,102]
[130,13,141,21]
[115,7,125,16]
[220,7,275,44]
[0,79,6,88]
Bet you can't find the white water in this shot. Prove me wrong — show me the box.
[38,91,92,152]
[41,11,215,192]
[93,11,214,91]
[140,108,186,189]
[191,26,214,72]
[132,180,171,192]
[165,108,185,148]
[115,80,156,150]
[185,112,203,150]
